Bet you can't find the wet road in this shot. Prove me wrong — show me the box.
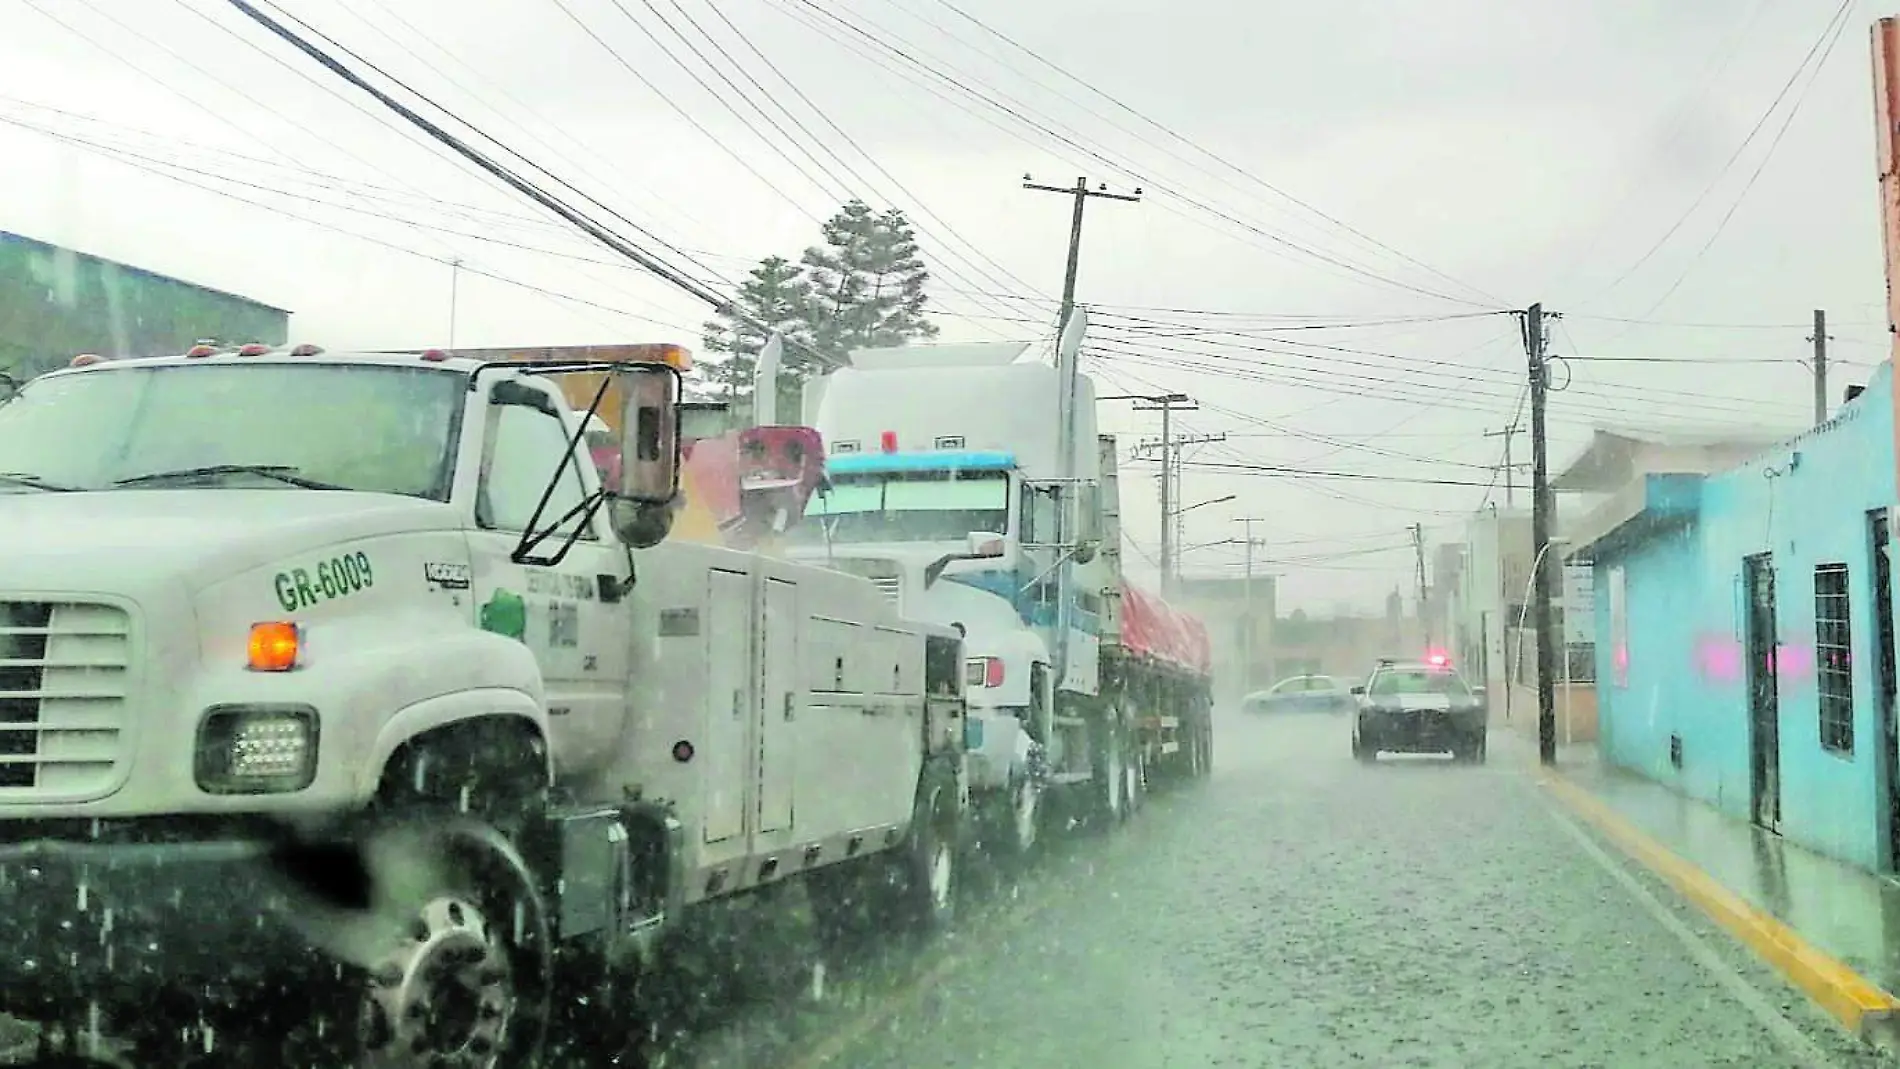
[690,710,1900,1069]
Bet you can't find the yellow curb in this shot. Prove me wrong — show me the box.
[1543,771,1900,1044]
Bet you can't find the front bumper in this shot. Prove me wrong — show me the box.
[1358,708,1486,752]
[0,820,309,1010]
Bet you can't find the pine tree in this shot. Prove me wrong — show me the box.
[800,200,939,363]
[698,255,814,422]
[697,201,939,421]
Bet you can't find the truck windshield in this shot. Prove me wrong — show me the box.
[0,362,465,498]
[799,471,1010,543]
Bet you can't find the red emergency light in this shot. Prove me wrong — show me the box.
[236,343,270,357]
[880,430,898,453]
[1426,651,1450,668]
[419,349,450,362]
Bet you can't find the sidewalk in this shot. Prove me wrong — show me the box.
[1523,734,1900,1042]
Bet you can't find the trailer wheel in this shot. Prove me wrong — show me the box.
[1094,724,1127,825]
[1123,744,1146,817]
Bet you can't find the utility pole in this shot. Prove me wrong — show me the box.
[1023,175,1142,334]
[1810,309,1829,426]
[1238,517,1268,690]
[1128,395,1192,594]
[1164,432,1226,565]
[1411,522,1430,649]
[1524,302,1557,766]
[1482,424,1521,507]
[448,257,464,349]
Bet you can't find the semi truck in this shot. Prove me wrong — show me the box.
[790,321,1214,857]
[0,340,968,1067]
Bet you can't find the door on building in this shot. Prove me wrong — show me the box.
[1870,510,1900,869]
[1743,553,1781,834]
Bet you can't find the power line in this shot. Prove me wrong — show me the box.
[1132,457,1504,489]
[922,0,1504,307]
[221,0,846,366]
[689,0,1049,304]
[770,0,1499,308]
[1615,3,1855,323]
[1579,0,1855,309]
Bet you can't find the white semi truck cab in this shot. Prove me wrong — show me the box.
[0,343,969,1068]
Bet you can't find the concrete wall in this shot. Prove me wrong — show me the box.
[1593,362,1899,873]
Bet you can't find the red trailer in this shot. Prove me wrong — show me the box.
[1113,582,1215,785]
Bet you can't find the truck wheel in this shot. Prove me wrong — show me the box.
[902,768,960,933]
[354,818,552,1069]
[1004,775,1041,858]
[273,816,554,1069]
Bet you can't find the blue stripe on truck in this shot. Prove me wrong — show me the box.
[825,450,1017,474]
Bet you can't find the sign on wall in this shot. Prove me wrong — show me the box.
[1563,564,1594,642]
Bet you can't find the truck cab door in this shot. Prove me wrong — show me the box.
[467,381,631,782]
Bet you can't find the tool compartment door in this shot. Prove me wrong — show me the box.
[703,568,753,844]
[756,577,798,834]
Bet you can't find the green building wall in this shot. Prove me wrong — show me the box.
[0,231,290,379]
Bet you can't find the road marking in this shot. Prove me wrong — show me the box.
[1542,775,1881,1063]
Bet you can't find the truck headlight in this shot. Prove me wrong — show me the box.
[195,704,319,793]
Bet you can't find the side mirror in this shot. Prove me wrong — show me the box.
[966,532,1005,557]
[1349,685,1366,696]
[607,363,682,550]
[614,363,681,504]
[1073,540,1099,564]
[0,371,16,404]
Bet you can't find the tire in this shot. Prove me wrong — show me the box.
[1353,732,1376,763]
[271,816,555,1069]
[1001,775,1041,859]
[1094,724,1127,825]
[900,767,961,934]
[1124,742,1146,818]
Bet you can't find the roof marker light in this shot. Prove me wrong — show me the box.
[185,345,217,358]
[69,354,103,368]
[289,343,324,357]
[420,349,449,362]
[236,343,270,357]
[880,430,898,453]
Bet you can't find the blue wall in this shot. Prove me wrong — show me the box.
[1593,364,1897,872]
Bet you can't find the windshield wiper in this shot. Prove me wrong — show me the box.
[113,464,347,490]
[0,472,80,492]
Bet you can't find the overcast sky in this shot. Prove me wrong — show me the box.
[1,0,1890,612]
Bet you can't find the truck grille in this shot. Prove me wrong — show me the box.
[869,576,902,606]
[0,601,132,798]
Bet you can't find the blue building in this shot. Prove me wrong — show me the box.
[1573,364,1900,873]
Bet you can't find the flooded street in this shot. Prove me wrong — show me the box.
[681,709,1899,1069]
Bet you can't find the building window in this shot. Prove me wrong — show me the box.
[1815,562,1854,754]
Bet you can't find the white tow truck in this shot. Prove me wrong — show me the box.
[0,341,968,1067]
[790,318,1213,857]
